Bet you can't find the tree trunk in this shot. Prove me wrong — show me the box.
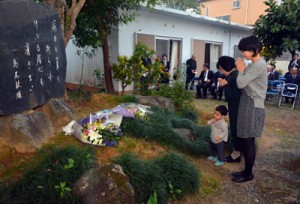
[102,36,115,93]
[44,0,86,47]
[64,0,86,47]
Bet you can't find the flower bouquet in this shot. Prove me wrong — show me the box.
[63,103,150,146]
[111,103,151,120]
[82,118,123,146]
[64,112,123,147]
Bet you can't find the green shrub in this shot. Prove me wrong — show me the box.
[154,81,194,111]
[113,153,167,204]
[155,153,200,199]
[178,109,199,122]
[121,107,210,156]
[118,94,137,103]
[113,152,200,203]
[0,146,97,204]
[171,117,195,129]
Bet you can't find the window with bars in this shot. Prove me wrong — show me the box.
[232,0,240,9]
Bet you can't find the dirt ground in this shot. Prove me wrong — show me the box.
[191,99,300,204]
[0,94,299,203]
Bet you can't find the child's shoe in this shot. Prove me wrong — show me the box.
[207,156,218,161]
[214,160,224,166]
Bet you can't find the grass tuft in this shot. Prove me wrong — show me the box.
[121,107,211,156]
[0,145,97,204]
[113,152,200,203]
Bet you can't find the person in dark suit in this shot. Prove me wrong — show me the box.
[160,54,170,84]
[210,66,225,100]
[285,67,300,103]
[284,70,292,79]
[217,56,242,164]
[267,65,275,81]
[196,63,214,98]
[286,67,300,85]
[186,54,197,90]
[270,64,279,80]
[288,53,300,71]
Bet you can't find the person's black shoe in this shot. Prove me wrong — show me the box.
[224,155,241,163]
[232,171,245,177]
[231,174,254,183]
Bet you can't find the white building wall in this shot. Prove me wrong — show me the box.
[65,6,251,92]
[118,8,251,64]
[65,41,103,87]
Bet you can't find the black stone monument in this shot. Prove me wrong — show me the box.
[0,0,67,115]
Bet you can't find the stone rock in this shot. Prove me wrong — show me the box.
[135,95,175,110]
[37,98,78,127]
[173,128,195,141]
[0,111,53,153]
[73,163,135,204]
[0,99,77,153]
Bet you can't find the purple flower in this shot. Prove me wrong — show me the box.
[105,141,115,147]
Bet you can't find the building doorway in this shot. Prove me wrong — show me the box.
[156,38,181,78]
[205,43,222,71]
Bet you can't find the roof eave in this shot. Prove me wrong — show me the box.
[140,4,253,32]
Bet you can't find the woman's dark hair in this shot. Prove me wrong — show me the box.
[217,56,236,72]
[215,105,228,116]
[162,53,167,59]
[238,36,262,57]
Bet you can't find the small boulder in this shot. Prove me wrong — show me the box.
[135,95,175,110]
[0,111,53,153]
[73,163,135,204]
[37,98,78,127]
[0,99,77,153]
[173,128,195,141]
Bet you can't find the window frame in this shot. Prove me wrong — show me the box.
[232,0,240,9]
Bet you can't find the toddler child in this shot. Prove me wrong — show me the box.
[207,105,228,166]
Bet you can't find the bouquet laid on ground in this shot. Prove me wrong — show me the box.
[111,103,151,120]
[82,118,123,146]
[63,111,123,147]
[63,103,150,146]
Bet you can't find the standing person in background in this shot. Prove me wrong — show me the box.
[218,56,242,164]
[186,54,197,90]
[288,53,300,71]
[233,36,267,183]
[160,54,170,84]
